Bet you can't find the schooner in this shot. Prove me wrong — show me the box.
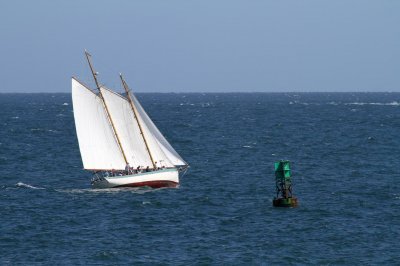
[72,51,188,188]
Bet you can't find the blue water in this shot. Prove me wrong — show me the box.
[1,93,399,264]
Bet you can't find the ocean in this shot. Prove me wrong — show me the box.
[0,92,399,264]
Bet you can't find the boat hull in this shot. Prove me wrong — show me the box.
[92,168,179,189]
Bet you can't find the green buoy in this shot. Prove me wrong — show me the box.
[273,160,298,207]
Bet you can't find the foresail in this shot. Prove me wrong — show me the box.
[100,87,154,168]
[72,78,126,170]
[130,93,188,167]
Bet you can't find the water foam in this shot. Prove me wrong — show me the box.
[56,187,156,194]
[345,101,400,106]
[16,182,44,190]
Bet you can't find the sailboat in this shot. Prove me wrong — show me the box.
[72,51,188,189]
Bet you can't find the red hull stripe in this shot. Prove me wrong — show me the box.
[115,180,178,188]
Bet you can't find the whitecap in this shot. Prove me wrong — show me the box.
[62,103,69,106]
[346,102,365,106]
[16,182,44,190]
[346,101,400,106]
[11,116,19,119]
[180,102,195,106]
[243,145,251,148]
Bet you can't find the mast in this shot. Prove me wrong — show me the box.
[85,50,101,90]
[84,51,128,165]
[120,74,157,169]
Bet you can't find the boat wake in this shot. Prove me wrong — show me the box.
[56,187,161,194]
[15,182,45,190]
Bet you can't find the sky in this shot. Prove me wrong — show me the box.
[0,0,399,93]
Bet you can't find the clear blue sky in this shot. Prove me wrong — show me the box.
[1,0,399,92]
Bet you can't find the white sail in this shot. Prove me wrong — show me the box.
[72,78,126,170]
[130,92,187,167]
[100,87,154,168]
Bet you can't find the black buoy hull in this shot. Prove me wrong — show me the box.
[273,197,298,207]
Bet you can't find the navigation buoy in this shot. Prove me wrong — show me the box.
[273,160,298,207]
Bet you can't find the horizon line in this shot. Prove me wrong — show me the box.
[1,90,400,94]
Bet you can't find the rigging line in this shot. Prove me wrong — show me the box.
[180,166,189,178]
[84,51,128,165]
[120,74,157,169]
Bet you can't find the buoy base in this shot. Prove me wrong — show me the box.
[273,197,298,207]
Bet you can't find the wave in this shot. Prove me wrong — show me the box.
[30,128,58,133]
[345,101,400,106]
[15,182,45,190]
[56,187,159,194]
[291,101,400,106]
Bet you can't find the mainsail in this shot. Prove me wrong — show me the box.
[100,87,154,168]
[129,92,188,166]
[101,86,185,169]
[72,78,126,170]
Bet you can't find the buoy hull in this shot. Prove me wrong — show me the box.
[273,197,298,207]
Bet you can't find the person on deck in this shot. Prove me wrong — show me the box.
[146,166,150,172]
[125,163,130,175]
